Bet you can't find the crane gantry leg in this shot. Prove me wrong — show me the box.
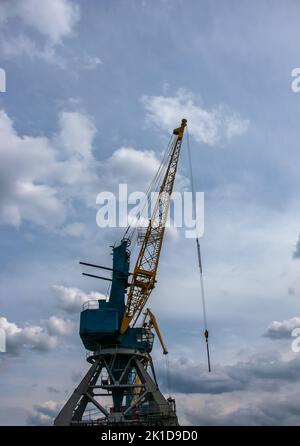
[54,347,178,426]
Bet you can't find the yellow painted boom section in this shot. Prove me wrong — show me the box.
[144,308,168,355]
[120,119,187,334]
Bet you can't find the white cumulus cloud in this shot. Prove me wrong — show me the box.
[53,285,106,314]
[27,400,63,426]
[0,0,80,63]
[0,315,74,355]
[264,317,300,339]
[0,317,57,354]
[0,107,190,232]
[0,0,80,43]
[141,88,249,146]
[0,109,99,229]
[44,316,74,336]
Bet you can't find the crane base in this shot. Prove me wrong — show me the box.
[54,347,178,426]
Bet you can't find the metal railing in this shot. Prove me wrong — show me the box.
[82,300,100,310]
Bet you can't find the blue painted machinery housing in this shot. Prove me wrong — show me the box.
[79,239,154,353]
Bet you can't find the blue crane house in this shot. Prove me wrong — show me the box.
[79,240,154,353]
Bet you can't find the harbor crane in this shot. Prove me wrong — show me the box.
[54,119,208,426]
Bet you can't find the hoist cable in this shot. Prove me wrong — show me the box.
[124,136,173,243]
[186,127,211,373]
[123,134,175,249]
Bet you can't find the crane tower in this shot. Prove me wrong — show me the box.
[54,119,187,426]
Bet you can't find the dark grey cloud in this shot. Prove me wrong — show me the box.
[182,392,300,426]
[293,236,300,259]
[47,386,60,394]
[171,350,300,425]
[160,351,300,395]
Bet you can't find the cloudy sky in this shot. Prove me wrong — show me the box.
[1,0,300,426]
